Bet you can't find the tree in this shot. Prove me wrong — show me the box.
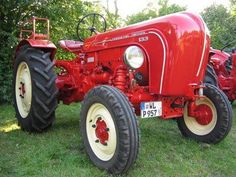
[230,0,236,15]
[103,0,122,28]
[201,4,236,49]
[126,0,186,25]
[126,8,158,25]
[158,0,186,16]
[0,0,100,104]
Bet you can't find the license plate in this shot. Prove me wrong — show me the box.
[140,101,162,118]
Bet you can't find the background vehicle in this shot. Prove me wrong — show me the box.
[205,44,236,103]
[13,13,232,174]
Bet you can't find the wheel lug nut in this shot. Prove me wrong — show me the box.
[103,142,107,146]
[92,124,96,128]
[95,139,99,143]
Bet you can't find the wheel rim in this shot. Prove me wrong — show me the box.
[184,97,217,136]
[86,103,117,161]
[15,61,32,118]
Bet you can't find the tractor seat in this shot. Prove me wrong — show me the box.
[59,40,83,52]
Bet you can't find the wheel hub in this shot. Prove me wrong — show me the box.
[194,104,213,125]
[95,117,109,145]
[184,97,217,136]
[19,81,26,98]
[15,61,32,118]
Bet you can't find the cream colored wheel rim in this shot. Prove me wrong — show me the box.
[86,103,117,161]
[184,97,217,136]
[15,61,32,118]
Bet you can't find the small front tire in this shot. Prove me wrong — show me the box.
[177,84,232,144]
[80,85,139,174]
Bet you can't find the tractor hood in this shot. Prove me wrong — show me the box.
[84,12,210,96]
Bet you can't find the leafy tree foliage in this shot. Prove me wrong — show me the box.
[201,4,236,49]
[230,0,236,15]
[126,8,158,25]
[0,0,101,104]
[158,0,186,17]
[0,31,17,103]
[126,0,186,25]
[103,0,122,29]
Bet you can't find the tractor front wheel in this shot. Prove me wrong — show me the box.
[177,84,232,144]
[80,86,139,174]
[13,45,58,132]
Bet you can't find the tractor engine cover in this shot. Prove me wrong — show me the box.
[83,12,210,96]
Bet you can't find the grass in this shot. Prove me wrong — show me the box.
[0,103,236,177]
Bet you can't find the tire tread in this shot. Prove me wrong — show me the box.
[13,45,58,132]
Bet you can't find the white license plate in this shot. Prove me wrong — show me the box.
[140,101,162,118]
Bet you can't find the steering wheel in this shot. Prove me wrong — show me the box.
[76,13,107,41]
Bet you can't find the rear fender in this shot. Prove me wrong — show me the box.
[14,39,57,62]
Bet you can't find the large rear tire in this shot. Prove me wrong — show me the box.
[204,64,218,87]
[177,84,232,144]
[13,45,58,132]
[80,85,139,174]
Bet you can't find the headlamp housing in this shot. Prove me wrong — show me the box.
[124,46,144,69]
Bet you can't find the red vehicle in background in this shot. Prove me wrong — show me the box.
[13,13,232,174]
[205,44,236,103]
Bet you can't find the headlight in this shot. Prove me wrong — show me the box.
[124,46,144,69]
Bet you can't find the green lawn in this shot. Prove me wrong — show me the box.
[0,103,236,177]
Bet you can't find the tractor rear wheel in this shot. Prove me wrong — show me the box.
[177,84,232,144]
[204,64,218,87]
[13,45,58,132]
[80,85,139,174]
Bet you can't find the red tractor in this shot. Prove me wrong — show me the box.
[205,45,236,103]
[13,13,232,174]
